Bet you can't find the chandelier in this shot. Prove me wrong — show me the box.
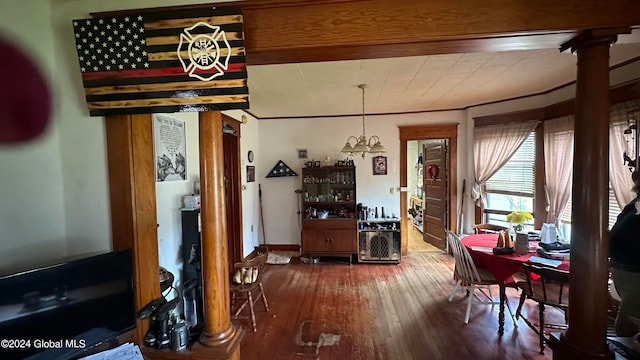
[340,84,386,159]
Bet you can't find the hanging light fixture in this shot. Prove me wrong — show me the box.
[340,84,386,158]
[623,108,639,172]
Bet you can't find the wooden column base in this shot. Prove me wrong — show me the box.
[142,325,244,360]
[549,332,613,360]
[197,324,245,357]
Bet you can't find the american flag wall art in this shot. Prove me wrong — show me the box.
[72,7,248,116]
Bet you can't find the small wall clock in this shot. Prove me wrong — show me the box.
[247,150,254,163]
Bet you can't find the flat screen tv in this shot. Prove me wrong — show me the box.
[0,249,136,360]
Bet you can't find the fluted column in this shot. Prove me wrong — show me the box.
[550,29,627,360]
[197,111,244,358]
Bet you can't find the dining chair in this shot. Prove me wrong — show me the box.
[515,262,570,354]
[472,223,509,234]
[230,248,270,332]
[446,231,516,325]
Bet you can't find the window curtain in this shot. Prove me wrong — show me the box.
[471,121,538,207]
[609,99,640,207]
[543,115,574,225]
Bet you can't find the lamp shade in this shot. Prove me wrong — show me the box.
[341,143,354,154]
[368,141,386,154]
[351,138,369,153]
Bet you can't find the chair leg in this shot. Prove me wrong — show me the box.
[233,294,249,318]
[504,296,517,327]
[538,302,545,354]
[259,282,270,311]
[464,285,475,324]
[515,292,526,320]
[448,279,462,301]
[247,291,257,332]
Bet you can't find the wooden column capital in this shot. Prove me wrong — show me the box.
[559,27,629,53]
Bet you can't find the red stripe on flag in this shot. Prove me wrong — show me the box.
[81,63,246,81]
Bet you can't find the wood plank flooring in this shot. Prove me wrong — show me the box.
[237,251,563,360]
[407,220,441,253]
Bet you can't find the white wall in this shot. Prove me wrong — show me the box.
[0,0,69,274]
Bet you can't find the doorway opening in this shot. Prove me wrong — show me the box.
[406,139,450,253]
[399,124,458,255]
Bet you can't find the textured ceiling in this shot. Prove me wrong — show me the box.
[246,35,640,119]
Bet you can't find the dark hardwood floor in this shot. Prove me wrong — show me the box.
[237,252,564,360]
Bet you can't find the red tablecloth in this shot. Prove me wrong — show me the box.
[461,233,570,283]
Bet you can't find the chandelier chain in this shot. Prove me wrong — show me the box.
[360,84,366,138]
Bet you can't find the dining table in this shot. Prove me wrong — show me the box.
[460,233,570,335]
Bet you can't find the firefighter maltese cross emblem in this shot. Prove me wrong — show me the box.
[177,22,231,81]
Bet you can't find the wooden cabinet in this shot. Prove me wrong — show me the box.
[302,228,357,253]
[301,166,357,262]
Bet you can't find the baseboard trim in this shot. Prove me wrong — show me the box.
[264,244,301,252]
[245,244,300,259]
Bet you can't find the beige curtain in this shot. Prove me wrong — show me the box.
[544,116,574,225]
[609,99,640,208]
[471,121,538,207]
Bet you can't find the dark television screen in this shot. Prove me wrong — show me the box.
[0,249,136,360]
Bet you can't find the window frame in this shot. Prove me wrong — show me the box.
[482,130,537,225]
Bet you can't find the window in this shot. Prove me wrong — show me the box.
[484,131,536,229]
[559,184,621,242]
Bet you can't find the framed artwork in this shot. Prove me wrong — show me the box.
[153,114,186,182]
[247,165,255,182]
[372,156,387,175]
[297,148,308,159]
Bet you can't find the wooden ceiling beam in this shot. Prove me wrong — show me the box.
[92,0,640,65]
[245,32,579,65]
[241,0,640,64]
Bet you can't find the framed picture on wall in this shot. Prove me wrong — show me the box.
[372,156,387,175]
[153,114,186,182]
[247,165,255,182]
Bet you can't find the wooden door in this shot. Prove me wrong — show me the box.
[422,140,449,249]
[222,116,242,275]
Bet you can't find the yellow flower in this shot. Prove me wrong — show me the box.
[506,211,533,225]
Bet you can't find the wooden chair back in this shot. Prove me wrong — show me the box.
[446,231,483,284]
[520,262,570,307]
[230,251,268,292]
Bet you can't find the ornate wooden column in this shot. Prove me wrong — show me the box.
[195,111,244,359]
[550,29,627,360]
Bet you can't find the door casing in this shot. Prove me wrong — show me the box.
[399,124,458,255]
